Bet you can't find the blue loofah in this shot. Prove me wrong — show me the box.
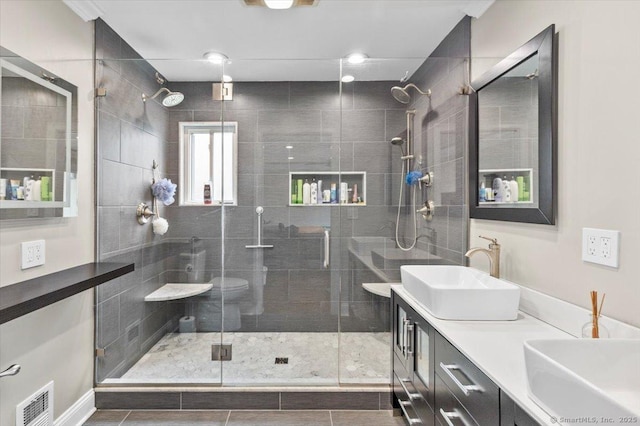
[405,171,423,186]
[151,178,177,206]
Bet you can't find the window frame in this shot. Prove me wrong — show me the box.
[178,121,239,206]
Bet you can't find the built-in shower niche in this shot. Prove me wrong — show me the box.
[289,172,366,206]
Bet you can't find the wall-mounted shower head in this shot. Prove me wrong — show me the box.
[142,87,185,107]
[390,137,407,156]
[391,83,432,104]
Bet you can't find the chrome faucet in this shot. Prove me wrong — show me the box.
[465,236,501,278]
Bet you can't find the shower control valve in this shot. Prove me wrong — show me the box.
[417,200,435,221]
[419,172,434,188]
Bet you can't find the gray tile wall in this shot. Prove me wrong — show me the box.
[95,19,181,382]
[409,17,471,265]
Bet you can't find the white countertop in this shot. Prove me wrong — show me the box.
[392,285,571,426]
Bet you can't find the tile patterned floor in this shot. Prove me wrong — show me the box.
[84,409,406,426]
[115,332,390,385]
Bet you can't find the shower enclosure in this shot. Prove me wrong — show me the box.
[94,17,469,389]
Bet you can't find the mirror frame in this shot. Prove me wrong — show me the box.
[469,24,557,225]
[0,46,78,219]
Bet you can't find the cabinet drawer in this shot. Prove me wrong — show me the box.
[395,373,434,425]
[435,333,499,425]
[435,375,479,426]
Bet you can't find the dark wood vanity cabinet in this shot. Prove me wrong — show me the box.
[392,290,542,426]
[501,392,541,426]
[392,292,436,425]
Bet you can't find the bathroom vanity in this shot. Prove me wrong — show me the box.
[391,286,567,426]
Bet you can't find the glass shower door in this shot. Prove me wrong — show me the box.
[220,59,342,385]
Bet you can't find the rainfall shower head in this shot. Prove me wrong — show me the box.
[391,83,432,104]
[142,87,185,107]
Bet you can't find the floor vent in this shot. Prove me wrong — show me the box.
[16,381,53,426]
[275,357,289,364]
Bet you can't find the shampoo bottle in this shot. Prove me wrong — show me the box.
[509,177,519,203]
[317,180,323,204]
[492,177,503,202]
[310,178,318,204]
[330,183,337,204]
[302,179,311,204]
[479,182,486,202]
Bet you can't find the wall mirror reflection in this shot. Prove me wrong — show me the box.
[0,46,78,219]
[469,25,556,224]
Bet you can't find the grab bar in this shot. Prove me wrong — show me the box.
[323,229,330,268]
[0,364,21,378]
[246,206,274,249]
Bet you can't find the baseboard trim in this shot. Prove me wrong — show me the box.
[54,389,95,426]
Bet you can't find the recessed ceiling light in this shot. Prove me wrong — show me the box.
[203,51,229,64]
[223,75,233,83]
[288,156,295,160]
[285,145,293,149]
[264,0,294,9]
[341,75,355,83]
[346,53,368,64]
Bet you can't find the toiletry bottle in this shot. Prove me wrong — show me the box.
[492,177,503,202]
[292,179,297,204]
[317,180,323,204]
[40,176,50,201]
[503,176,511,202]
[509,176,519,203]
[310,178,318,204]
[323,189,331,203]
[302,179,311,204]
[330,183,337,204]
[0,179,6,200]
[204,182,212,204]
[340,182,348,204]
[352,184,358,203]
[296,179,303,204]
[479,182,486,202]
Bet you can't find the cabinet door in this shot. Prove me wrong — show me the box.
[392,292,415,373]
[413,320,435,411]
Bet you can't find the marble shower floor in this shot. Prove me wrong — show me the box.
[115,332,390,385]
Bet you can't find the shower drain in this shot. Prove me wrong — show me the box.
[275,357,289,364]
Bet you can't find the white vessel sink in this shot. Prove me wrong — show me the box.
[400,265,520,320]
[524,339,640,424]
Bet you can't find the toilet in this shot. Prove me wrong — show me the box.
[181,250,268,331]
[209,277,250,331]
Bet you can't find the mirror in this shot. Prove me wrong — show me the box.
[0,46,78,219]
[469,25,557,224]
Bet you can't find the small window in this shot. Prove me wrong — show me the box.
[179,122,238,206]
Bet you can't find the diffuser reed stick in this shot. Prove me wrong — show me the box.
[591,291,599,338]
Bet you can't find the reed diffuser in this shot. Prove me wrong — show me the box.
[582,291,608,338]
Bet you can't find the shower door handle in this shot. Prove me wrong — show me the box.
[323,229,330,269]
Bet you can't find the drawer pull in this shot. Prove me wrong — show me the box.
[399,400,423,424]
[439,362,483,396]
[406,323,414,357]
[399,378,422,401]
[440,408,471,426]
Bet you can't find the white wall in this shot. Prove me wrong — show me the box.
[470,1,640,328]
[0,1,95,424]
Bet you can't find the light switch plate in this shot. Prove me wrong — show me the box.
[21,240,45,269]
[582,228,619,268]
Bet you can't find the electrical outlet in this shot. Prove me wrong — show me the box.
[587,235,598,256]
[601,237,611,258]
[582,228,619,268]
[21,240,45,269]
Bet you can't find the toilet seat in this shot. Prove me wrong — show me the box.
[210,277,249,292]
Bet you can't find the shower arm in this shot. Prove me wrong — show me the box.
[142,87,170,102]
